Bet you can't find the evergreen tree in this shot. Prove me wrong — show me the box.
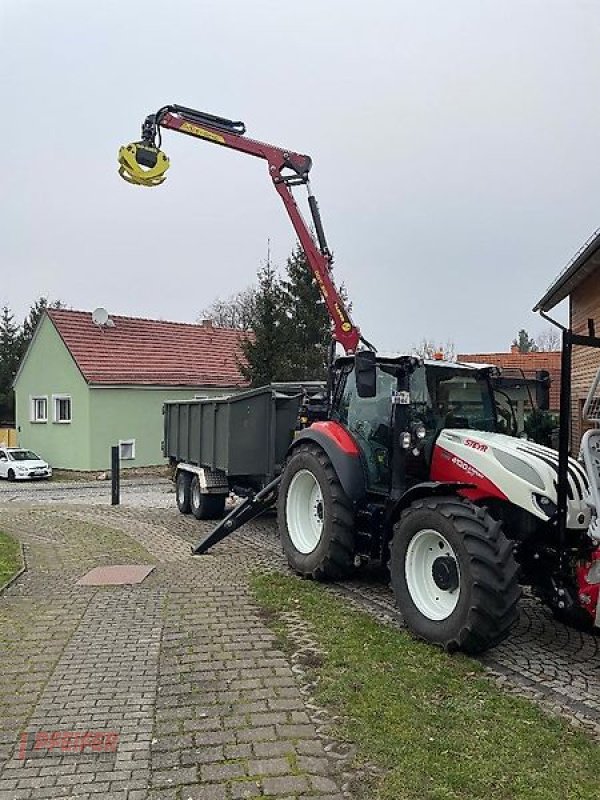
[21,296,65,353]
[281,243,332,380]
[0,305,20,423]
[239,262,289,387]
[512,329,538,353]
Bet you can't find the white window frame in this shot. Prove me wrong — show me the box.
[118,439,136,460]
[52,394,72,424]
[30,396,48,423]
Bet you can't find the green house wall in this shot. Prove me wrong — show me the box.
[88,386,228,471]
[14,315,237,471]
[14,316,91,470]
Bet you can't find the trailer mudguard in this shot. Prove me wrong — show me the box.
[290,421,367,502]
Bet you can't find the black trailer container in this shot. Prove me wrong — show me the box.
[163,387,304,519]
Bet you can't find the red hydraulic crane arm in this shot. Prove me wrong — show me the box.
[149,105,361,354]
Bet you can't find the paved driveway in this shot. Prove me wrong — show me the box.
[0,489,347,800]
[1,482,600,799]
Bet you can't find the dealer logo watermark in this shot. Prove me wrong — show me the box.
[18,730,119,761]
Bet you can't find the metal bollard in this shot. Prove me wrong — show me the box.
[111,446,120,506]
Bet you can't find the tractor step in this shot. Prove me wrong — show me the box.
[191,476,281,555]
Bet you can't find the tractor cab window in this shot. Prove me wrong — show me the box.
[332,364,396,492]
[410,366,498,439]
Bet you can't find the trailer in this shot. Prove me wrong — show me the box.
[164,386,313,519]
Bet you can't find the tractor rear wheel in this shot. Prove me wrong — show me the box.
[190,476,226,520]
[389,495,520,654]
[176,471,192,514]
[278,443,356,580]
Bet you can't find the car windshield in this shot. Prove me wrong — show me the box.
[9,450,40,461]
[410,365,498,434]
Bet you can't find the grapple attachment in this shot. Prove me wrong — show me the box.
[118,141,170,187]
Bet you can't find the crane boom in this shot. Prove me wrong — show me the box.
[119,104,362,354]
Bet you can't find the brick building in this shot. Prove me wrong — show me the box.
[458,345,561,413]
[534,228,600,448]
[458,346,560,435]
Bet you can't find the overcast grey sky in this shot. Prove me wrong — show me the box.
[2,0,599,353]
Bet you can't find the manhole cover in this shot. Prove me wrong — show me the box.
[77,565,155,586]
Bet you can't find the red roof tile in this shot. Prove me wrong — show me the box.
[458,349,561,410]
[47,309,249,388]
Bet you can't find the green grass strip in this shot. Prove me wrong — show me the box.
[0,531,22,587]
[251,572,600,800]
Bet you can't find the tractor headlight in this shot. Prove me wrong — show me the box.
[413,424,427,440]
[533,493,557,518]
[492,448,545,490]
[400,432,412,449]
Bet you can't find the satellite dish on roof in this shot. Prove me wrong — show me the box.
[92,307,109,326]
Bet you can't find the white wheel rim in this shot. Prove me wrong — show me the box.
[286,469,324,554]
[404,529,460,621]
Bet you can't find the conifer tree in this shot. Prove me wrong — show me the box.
[239,262,289,387]
[281,243,331,380]
[21,296,65,353]
[0,306,20,422]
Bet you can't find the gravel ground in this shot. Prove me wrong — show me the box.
[0,478,176,508]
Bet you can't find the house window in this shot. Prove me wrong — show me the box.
[30,396,48,423]
[53,395,72,423]
[119,439,135,460]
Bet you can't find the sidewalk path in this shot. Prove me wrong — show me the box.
[0,504,346,800]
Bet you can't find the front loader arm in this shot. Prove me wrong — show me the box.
[119,104,361,354]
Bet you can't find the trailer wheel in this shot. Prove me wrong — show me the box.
[190,476,226,520]
[176,471,192,514]
[278,443,356,580]
[389,496,520,654]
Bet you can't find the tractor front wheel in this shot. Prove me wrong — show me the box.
[389,495,520,654]
[278,443,356,580]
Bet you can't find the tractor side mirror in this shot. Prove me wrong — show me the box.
[355,350,377,398]
[536,370,550,411]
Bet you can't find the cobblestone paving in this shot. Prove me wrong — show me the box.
[110,505,600,736]
[3,482,600,797]
[0,498,346,799]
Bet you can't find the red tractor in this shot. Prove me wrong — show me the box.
[120,107,599,654]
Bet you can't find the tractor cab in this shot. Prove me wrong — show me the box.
[330,353,500,493]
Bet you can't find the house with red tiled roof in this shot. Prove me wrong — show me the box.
[13,309,248,471]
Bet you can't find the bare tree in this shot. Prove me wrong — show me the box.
[413,338,456,361]
[198,286,257,330]
[535,327,561,352]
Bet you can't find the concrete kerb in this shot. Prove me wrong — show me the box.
[0,540,26,595]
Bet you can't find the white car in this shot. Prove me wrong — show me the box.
[0,448,53,481]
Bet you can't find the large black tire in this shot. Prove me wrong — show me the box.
[389,495,520,654]
[7,469,15,482]
[278,443,356,580]
[190,475,226,520]
[176,471,192,514]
